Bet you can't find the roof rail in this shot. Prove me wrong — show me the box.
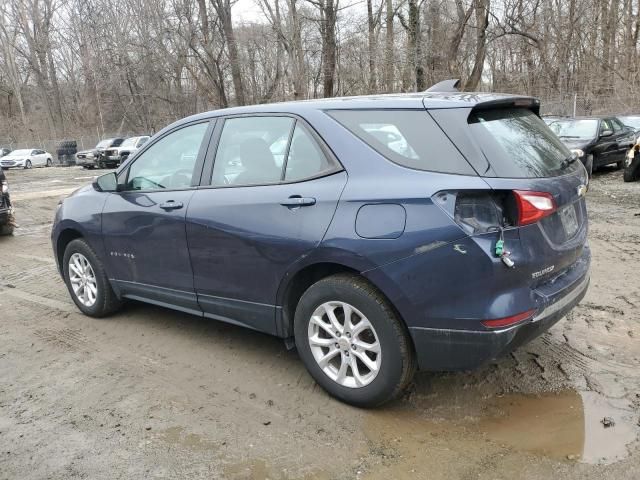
[425,79,461,93]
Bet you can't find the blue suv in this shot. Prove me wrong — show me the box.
[52,92,590,406]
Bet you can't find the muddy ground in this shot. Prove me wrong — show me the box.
[0,165,639,479]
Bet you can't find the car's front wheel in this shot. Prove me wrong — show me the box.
[294,274,415,407]
[24,160,32,169]
[63,239,122,317]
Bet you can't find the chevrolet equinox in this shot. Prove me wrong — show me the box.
[52,92,591,407]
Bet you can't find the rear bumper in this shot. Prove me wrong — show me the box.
[409,255,590,371]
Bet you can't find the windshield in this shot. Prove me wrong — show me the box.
[121,137,138,147]
[548,119,598,139]
[96,140,112,149]
[619,116,640,129]
[468,108,578,178]
[6,149,30,156]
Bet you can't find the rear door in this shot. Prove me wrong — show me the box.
[611,117,634,160]
[186,115,346,334]
[101,121,213,314]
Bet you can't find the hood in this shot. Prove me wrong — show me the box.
[67,184,94,198]
[77,149,97,155]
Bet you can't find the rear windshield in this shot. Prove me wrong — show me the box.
[328,110,475,175]
[547,119,598,140]
[468,108,579,178]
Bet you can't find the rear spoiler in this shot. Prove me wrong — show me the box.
[471,97,541,116]
[425,79,541,116]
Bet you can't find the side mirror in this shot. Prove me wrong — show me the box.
[600,129,614,138]
[94,172,118,192]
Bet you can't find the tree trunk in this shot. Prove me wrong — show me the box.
[464,0,489,91]
[289,0,307,99]
[320,0,337,97]
[367,0,377,92]
[384,0,394,92]
[212,0,246,105]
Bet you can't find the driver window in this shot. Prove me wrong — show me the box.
[125,123,209,191]
[600,119,612,134]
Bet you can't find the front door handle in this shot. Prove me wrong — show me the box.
[159,200,184,210]
[280,196,316,208]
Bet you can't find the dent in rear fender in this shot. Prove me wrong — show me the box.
[363,234,537,331]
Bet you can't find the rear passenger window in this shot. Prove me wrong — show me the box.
[284,124,334,181]
[328,110,474,174]
[212,116,294,186]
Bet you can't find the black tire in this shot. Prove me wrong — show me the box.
[623,157,640,182]
[616,160,624,170]
[294,274,415,407]
[0,223,13,236]
[24,160,32,169]
[63,238,122,317]
[46,158,52,167]
[97,161,105,169]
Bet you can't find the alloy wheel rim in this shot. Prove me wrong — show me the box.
[308,301,381,388]
[68,253,98,307]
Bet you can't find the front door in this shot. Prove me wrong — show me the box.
[101,121,213,314]
[186,115,346,334]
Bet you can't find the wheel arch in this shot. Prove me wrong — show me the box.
[276,260,412,347]
[55,227,84,274]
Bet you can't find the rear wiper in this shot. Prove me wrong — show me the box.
[560,154,578,169]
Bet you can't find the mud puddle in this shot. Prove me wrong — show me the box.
[363,389,638,478]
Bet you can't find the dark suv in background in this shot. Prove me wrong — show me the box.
[52,92,590,407]
[548,116,634,175]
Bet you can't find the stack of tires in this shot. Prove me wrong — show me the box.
[57,140,78,166]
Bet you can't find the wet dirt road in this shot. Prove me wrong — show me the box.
[0,166,639,479]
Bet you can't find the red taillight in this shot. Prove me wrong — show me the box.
[513,190,556,226]
[480,308,536,328]
[481,309,536,329]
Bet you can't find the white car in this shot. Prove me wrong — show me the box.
[0,149,53,169]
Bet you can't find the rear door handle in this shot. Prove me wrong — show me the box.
[159,200,184,210]
[280,196,316,207]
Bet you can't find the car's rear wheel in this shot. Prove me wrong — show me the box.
[294,274,415,407]
[46,158,52,167]
[63,238,122,317]
[0,224,13,235]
